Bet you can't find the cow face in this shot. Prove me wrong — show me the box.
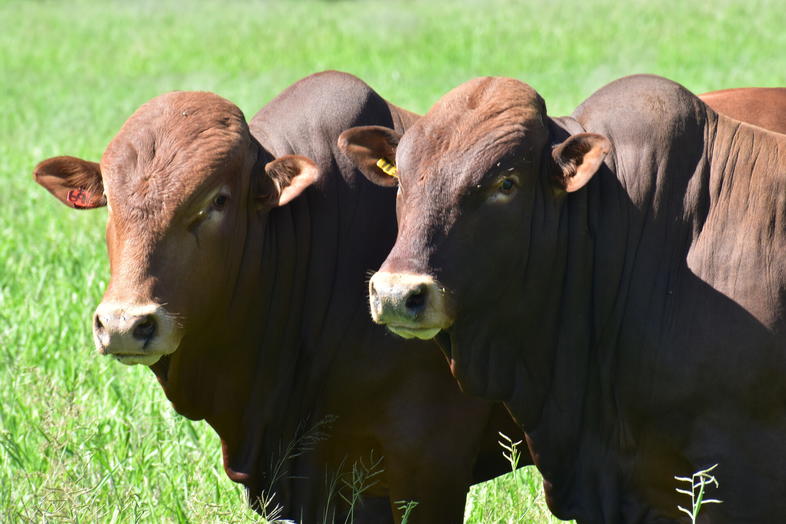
[35,92,318,366]
[339,78,609,398]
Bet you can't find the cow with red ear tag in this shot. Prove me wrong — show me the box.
[339,75,786,522]
[34,70,521,523]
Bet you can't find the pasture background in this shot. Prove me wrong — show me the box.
[1,0,785,521]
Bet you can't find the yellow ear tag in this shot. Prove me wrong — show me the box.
[376,158,399,178]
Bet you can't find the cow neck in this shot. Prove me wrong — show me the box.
[225,172,316,497]
[508,116,633,521]
[217,135,394,510]
[147,142,316,488]
[237,134,400,510]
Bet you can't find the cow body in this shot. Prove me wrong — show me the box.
[700,87,786,134]
[340,76,786,522]
[35,71,518,523]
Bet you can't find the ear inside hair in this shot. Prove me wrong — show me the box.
[34,156,106,209]
[551,133,611,193]
[262,155,320,207]
[337,125,401,187]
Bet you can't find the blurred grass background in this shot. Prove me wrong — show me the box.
[1,0,785,521]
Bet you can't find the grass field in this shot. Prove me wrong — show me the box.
[1,0,785,522]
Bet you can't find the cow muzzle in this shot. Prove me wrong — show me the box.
[368,272,453,340]
[93,302,182,365]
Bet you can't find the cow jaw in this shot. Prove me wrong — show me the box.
[368,272,453,340]
[387,326,442,340]
[93,302,183,366]
[113,353,168,366]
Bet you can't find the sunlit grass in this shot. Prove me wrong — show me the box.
[2,0,785,521]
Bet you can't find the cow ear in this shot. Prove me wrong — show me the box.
[338,125,401,187]
[261,155,320,207]
[34,156,107,209]
[550,133,611,193]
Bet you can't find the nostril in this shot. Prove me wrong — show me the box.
[132,315,157,345]
[94,315,104,333]
[405,285,427,314]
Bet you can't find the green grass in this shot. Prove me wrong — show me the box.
[1,0,785,521]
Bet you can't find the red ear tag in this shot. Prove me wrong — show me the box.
[67,188,97,209]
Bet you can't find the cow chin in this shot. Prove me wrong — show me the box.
[387,325,442,340]
[100,334,182,367]
[112,352,170,366]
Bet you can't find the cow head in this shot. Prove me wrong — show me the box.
[35,92,319,367]
[339,77,609,406]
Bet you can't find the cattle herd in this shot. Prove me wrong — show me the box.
[35,71,786,523]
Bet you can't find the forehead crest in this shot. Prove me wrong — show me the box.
[101,91,251,218]
[430,77,546,133]
[107,91,248,156]
[400,77,548,172]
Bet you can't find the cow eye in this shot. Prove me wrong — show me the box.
[499,178,515,194]
[212,194,229,210]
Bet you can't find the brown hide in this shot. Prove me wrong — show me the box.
[345,76,786,523]
[34,71,520,524]
[700,87,786,134]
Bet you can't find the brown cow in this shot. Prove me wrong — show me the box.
[34,71,520,523]
[339,75,786,522]
[700,87,786,134]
